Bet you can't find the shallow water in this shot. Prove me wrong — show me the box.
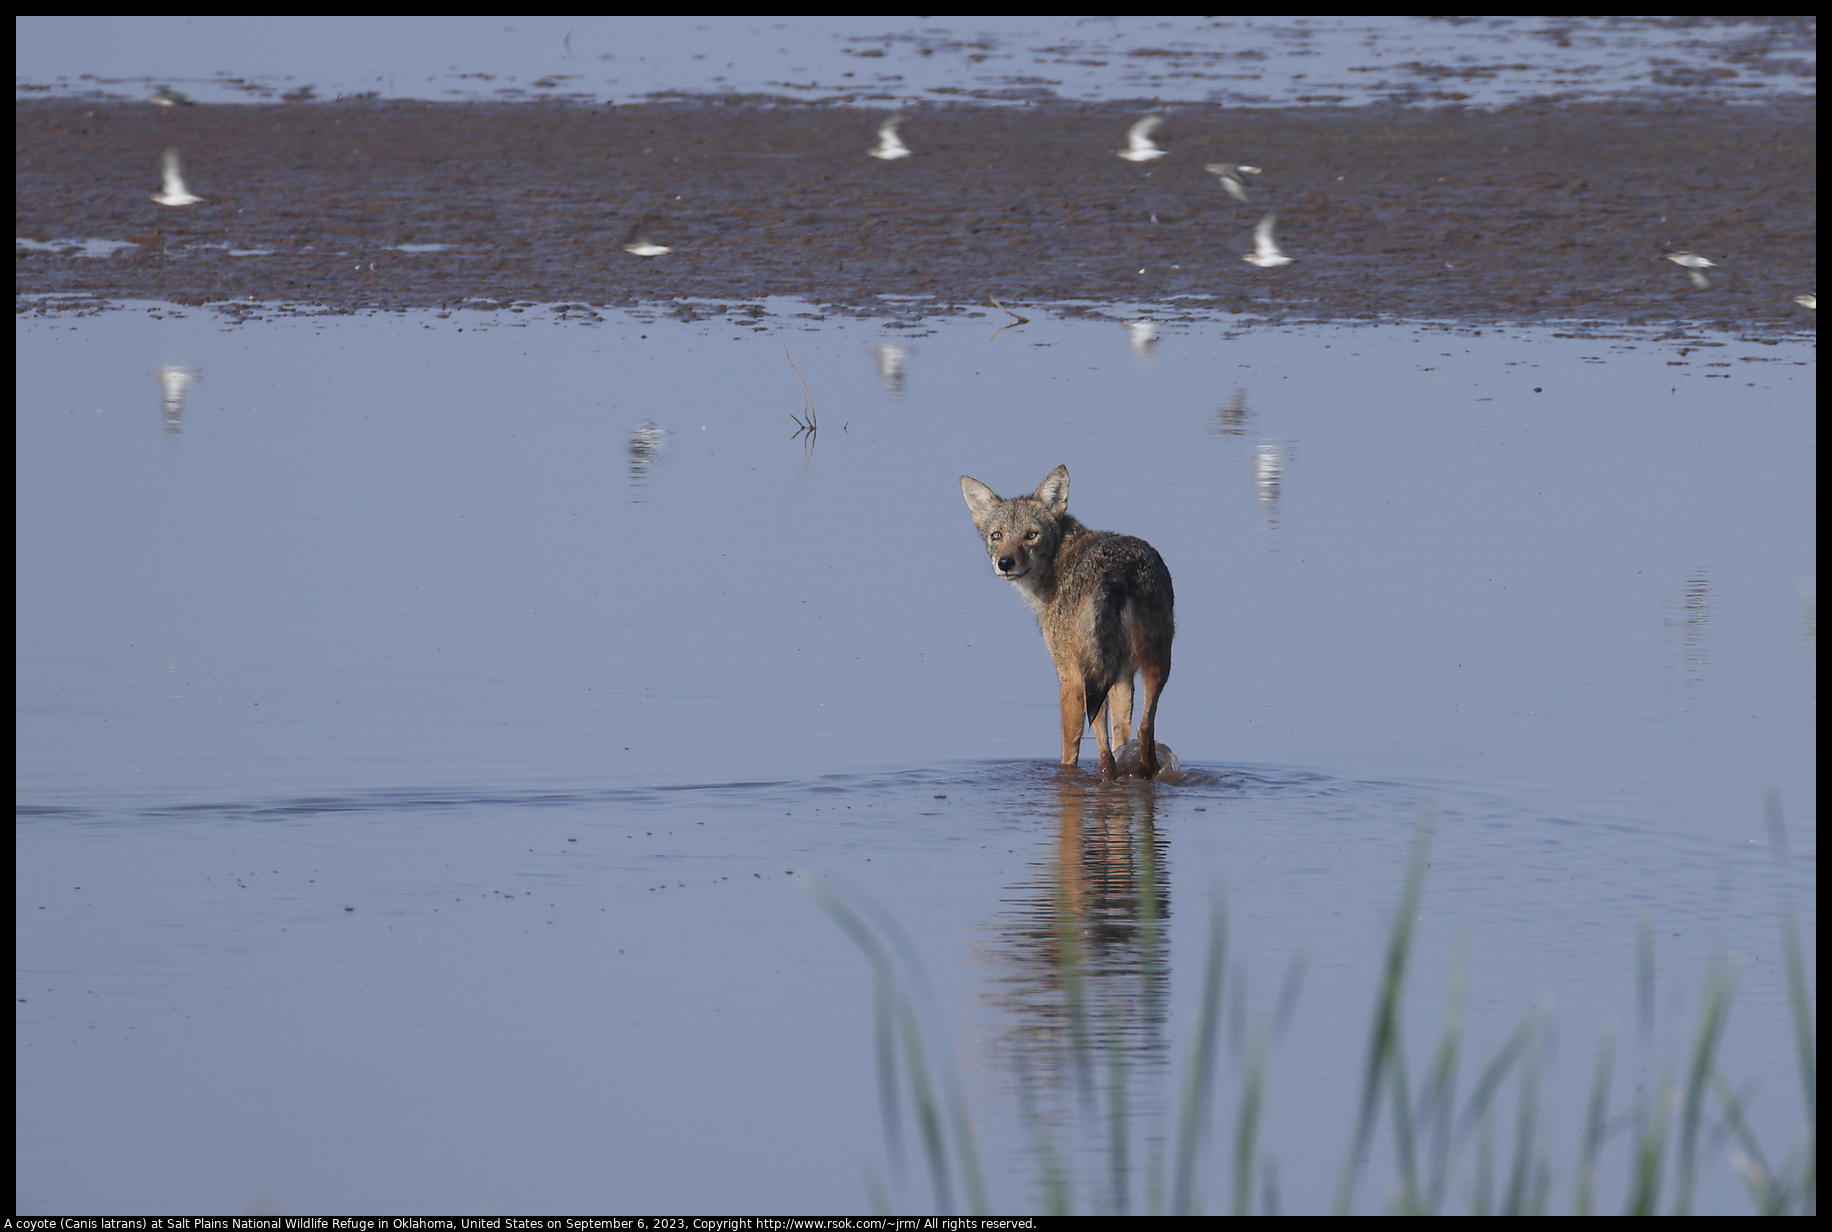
[14,12,1817,1217]
[16,15,1815,109]
[16,304,1815,1213]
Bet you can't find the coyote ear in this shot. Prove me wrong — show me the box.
[961,475,995,516]
[1035,465,1069,513]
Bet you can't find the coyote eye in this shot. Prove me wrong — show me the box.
[989,531,1002,543]
[1025,531,1039,541]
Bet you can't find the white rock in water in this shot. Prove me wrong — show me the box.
[1113,740,1180,778]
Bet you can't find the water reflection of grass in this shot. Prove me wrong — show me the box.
[806,792,1814,1215]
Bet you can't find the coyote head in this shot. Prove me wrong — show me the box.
[960,466,1071,592]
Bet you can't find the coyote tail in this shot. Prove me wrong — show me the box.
[1081,573,1131,725]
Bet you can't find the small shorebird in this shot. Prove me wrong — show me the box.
[1663,250,1715,290]
[1125,319,1159,360]
[1118,114,1167,162]
[870,343,909,393]
[868,116,911,161]
[1243,213,1292,268]
[152,147,202,207]
[155,365,199,429]
[1255,442,1287,503]
[621,220,672,258]
[628,420,670,467]
[150,86,195,107]
[1794,293,1815,311]
[1204,162,1262,203]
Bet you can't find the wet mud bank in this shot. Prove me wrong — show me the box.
[15,98,1817,332]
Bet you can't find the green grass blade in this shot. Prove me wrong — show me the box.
[1675,950,1739,1214]
[1419,938,1468,1213]
[1573,1020,1616,1215]
[1711,1071,1790,1214]
[804,876,972,1214]
[1764,786,1816,1215]
[1334,808,1434,1215]
[1502,1003,1545,1214]
[1233,1025,1268,1216]
[803,878,906,1169]
[1171,898,1227,1216]
[1622,1065,1670,1215]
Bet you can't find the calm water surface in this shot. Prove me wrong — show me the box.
[16,15,1814,108]
[14,11,1816,1217]
[16,304,1814,1213]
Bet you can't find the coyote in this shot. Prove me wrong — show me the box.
[959,465,1174,779]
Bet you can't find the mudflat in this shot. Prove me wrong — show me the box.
[15,98,1816,329]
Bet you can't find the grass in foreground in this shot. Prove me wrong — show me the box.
[807,795,1815,1215]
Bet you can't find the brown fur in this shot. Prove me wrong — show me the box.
[959,465,1174,779]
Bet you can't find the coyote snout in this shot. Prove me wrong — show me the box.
[959,465,1174,780]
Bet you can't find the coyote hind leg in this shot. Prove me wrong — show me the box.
[1134,657,1169,779]
[1106,672,1135,751]
[1057,674,1084,768]
[1091,693,1118,779]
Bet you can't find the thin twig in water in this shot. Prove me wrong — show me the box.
[988,298,1031,341]
[784,341,817,442]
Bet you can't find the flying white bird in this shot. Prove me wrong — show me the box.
[1663,250,1715,290]
[621,220,672,258]
[1118,114,1166,162]
[151,147,202,207]
[868,116,911,161]
[1204,162,1263,203]
[1243,214,1292,268]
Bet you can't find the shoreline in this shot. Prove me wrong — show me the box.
[15,97,1817,332]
